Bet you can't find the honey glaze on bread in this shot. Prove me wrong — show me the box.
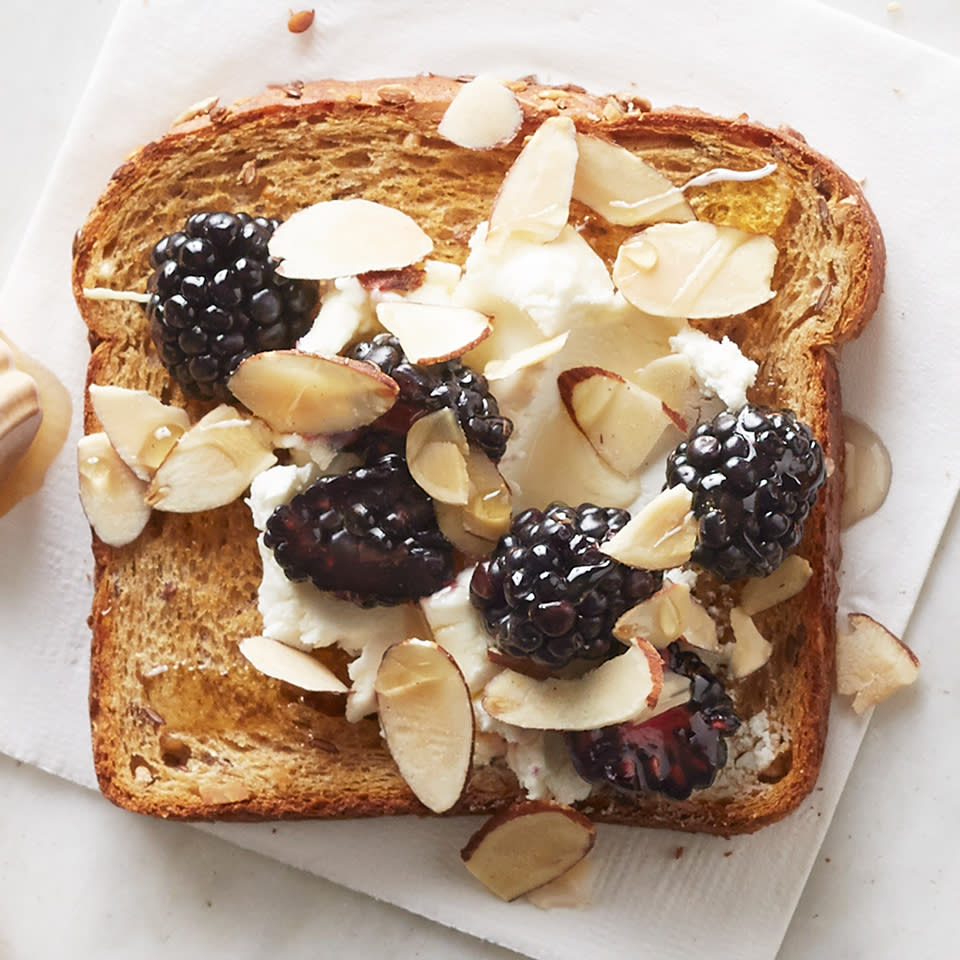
[73,76,884,832]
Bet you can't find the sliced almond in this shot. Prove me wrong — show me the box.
[836,613,919,714]
[376,301,492,365]
[739,555,813,615]
[600,486,697,569]
[614,580,718,652]
[557,366,672,476]
[656,669,695,715]
[405,408,470,505]
[77,432,152,546]
[434,502,499,558]
[0,369,43,480]
[488,116,578,247]
[374,638,475,813]
[145,417,277,512]
[484,331,569,382]
[437,75,523,150]
[228,350,398,434]
[613,222,778,319]
[194,403,246,428]
[461,445,512,540]
[632,353,699,416]
[572,133,694,226]
[728,606,773,678]
[461,800,595,902]
[268,198,433,280]
[89,384,190,480]
[481,637,663,730]
[239,635,348,692]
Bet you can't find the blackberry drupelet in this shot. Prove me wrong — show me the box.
[565,643,741,800]
[263,451,454,607]
[666,404,826,581]
[346,333,513,461]
[146,212,319,401]
[469,502,662,671]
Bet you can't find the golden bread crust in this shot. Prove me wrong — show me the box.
[75,75,884,833]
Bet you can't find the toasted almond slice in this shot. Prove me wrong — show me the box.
[461,800,596,902]
[484,332,570,382]
[77,432,152,546]
[613,222,777,319]
[836,613,920,714]
[375,638,475,813]
[145,417,277,512]
[481,638,663,730]
[438,75,523,149]
[728,606,773,678]
[269,199,433,280]
[406,408,470,505]
[461,445,512,540]
[194,403,246,428]
[239,635,348,692]
[376,301,492,365]
[573,133,695,226]
[557,366,672,476]
[488,116,578,247]
[632,353,699,416]
[600,486,697,569]
[739,555,813,615]
[614,580,718,652]
[434,502,498,558]
[0,369,43,480]
[228,350,398,434]
[524,850,595,909]
[89,384,190,481]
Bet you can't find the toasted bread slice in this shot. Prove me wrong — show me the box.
[73,76,883,832]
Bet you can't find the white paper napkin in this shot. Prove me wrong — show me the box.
[1,1,958,958]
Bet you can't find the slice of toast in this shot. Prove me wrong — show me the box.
[73,75,884,833]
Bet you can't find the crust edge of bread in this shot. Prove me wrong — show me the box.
[74,74,885,834]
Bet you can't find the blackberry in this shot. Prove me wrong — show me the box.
[666,404,826,581]
[469,502,662,671]
[146,212,319,401]
[263,451,454,607]
[346,333,513,461]
[565,643,740,800]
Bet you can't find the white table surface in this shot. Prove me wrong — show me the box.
[2,1,958,957]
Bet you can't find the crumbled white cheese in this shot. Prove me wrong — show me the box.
[247,462,321,532]
[455,222,620,339]
[669,327,758,410]
[505,731,593,806]
[665,566,699,589]
[419,567,500,694]
[732,709,783,774]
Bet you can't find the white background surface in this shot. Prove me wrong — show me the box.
[1,1,958,957]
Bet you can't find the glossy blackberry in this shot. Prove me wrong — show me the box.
[263,451,454,607]
[666,404,826,581]
[566,643,741,800]
[469,502,662,671]
[146,212,319,401]
[346,333,513,461]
